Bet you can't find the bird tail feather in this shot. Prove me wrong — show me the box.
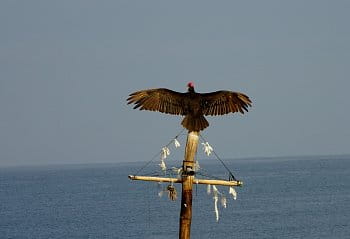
[181,115,209,132]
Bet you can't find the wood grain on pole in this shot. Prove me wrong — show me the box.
[179,131,199,239]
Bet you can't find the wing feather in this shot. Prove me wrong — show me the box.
[127,88,186,115]
[200,91,252,116]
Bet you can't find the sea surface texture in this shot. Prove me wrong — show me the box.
[1,156,349,239]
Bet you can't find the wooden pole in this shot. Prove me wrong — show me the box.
[179,131,199,239]
[128,132,244,239]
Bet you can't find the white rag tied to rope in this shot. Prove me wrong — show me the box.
[161,146,170,160]
[173,138,181,148]
[206,185,238,222]
[201,142,213,156]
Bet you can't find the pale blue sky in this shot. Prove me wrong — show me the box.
[1,1,349,166]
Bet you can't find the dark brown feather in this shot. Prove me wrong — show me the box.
[200,91,252,116]
[127,88,187,115]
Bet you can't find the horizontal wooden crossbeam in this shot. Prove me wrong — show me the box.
[129,175,181,183]
[128,175,243,187]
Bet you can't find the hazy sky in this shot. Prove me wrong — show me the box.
[1,1,349,166]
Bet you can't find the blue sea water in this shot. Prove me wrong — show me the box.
[1,156,349,239]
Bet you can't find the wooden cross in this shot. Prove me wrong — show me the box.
[128,131,242,239]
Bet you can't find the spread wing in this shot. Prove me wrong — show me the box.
[127,88,187,115]
[200,91,252,116]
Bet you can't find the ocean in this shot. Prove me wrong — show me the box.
[1,155,349,239]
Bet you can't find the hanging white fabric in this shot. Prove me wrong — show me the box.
[201,142,213,156]
[157,182,164,197]
[221,196,227,208]
[207,184,211,195]
[159,159,166,171]
[161,146,170,160]
[229,186,237,200]
[212,185,220,221]
[206,185,238,221]
[174,138,181,148]
[159,146,170,171]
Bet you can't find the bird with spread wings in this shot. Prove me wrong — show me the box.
[127,82,252,132]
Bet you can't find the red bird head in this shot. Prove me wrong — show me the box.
[187,82,195,92]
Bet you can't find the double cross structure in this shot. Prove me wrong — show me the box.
[128,131,243,239]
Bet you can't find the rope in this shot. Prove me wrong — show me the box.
[199,134,238,181]
[133,128,185,175]
[132,129,238,181]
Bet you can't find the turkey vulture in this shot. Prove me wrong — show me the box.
[127,82,252,132]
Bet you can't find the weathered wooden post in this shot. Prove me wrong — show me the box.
[129,144,243,239]
[128,130,243,239]
[179,131,199,239]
